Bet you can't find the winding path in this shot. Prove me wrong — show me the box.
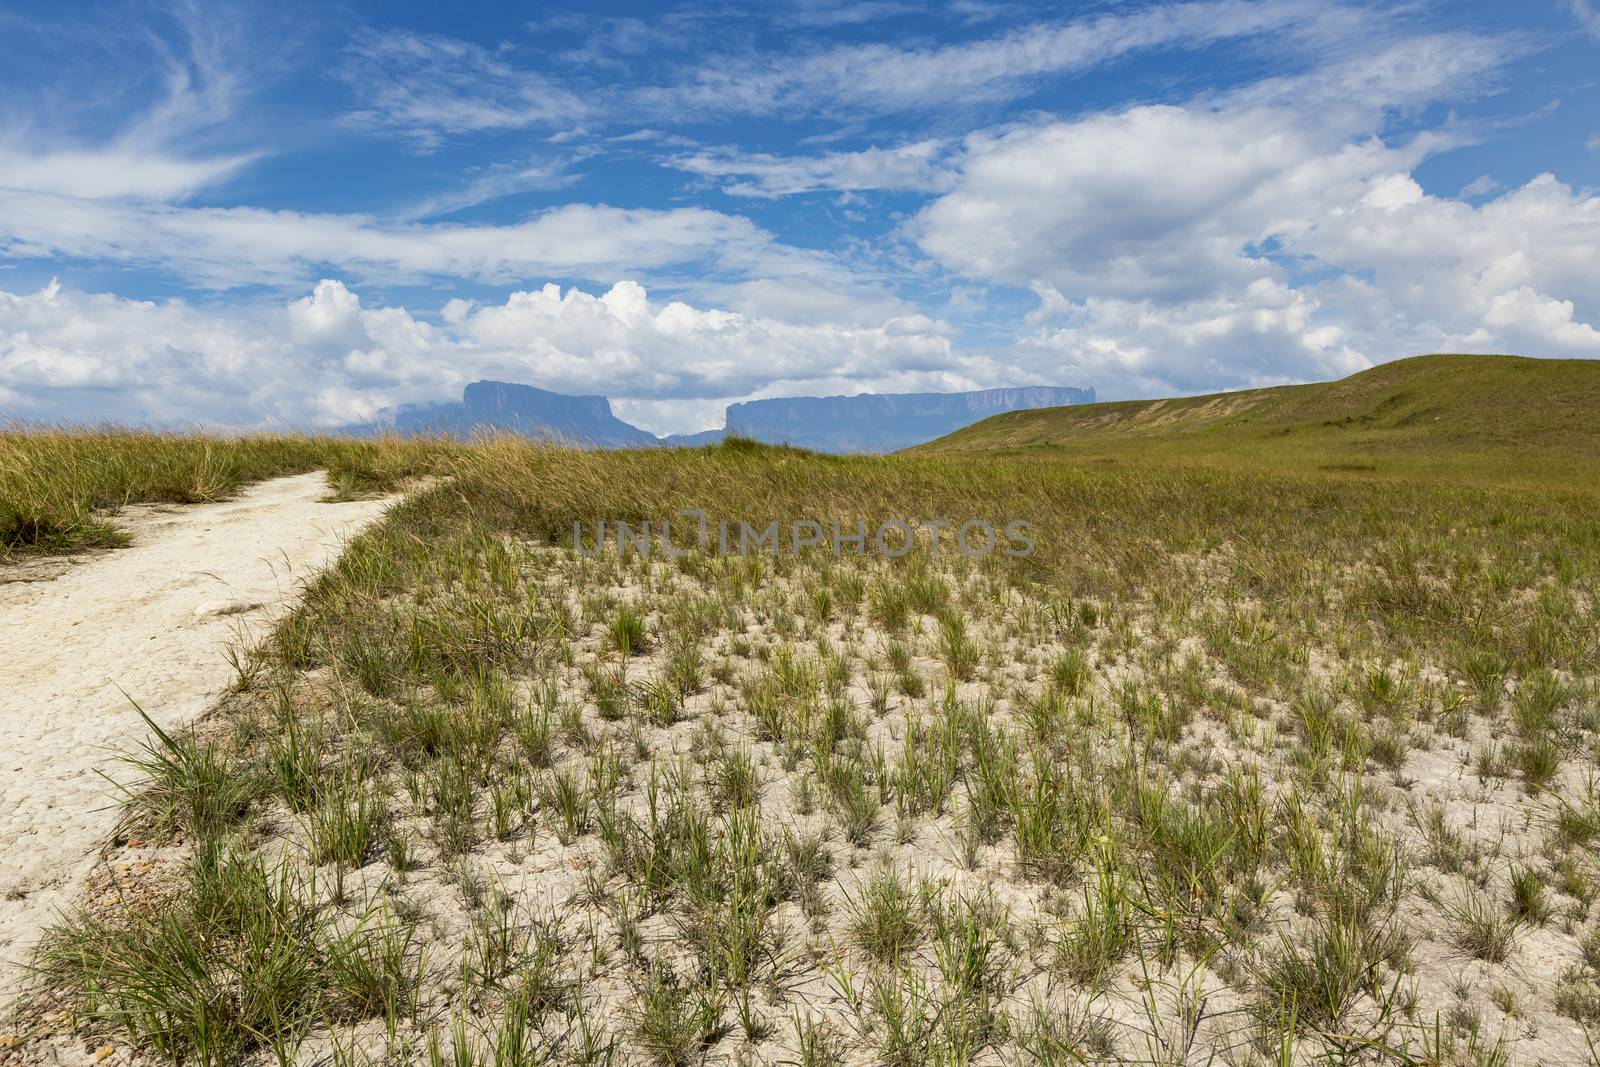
[0,473,396,996]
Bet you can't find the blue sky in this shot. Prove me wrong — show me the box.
[1,0,1597,433]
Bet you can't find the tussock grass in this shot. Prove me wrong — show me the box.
[0,425,445,557]
[17,423,1600,1064]
[36,851,419,1065]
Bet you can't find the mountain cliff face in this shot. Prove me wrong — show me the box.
[369,381,1094,452]
[381,380,656,447]
[714,386,1096,453]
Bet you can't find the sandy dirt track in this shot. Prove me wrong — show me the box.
[0,473,395,997]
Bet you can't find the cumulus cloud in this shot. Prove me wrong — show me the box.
[0,280,323,426]
[917,105,1441,302]
[911,34,1600,397]
[1015,282,1369,399]
[0,278,982,433]
[1296,174,1600,351]
[914,34,1505,298]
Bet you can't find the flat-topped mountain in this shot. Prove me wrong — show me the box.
[374,380,656,447]
[367,381,1094,452]
[682,386,1096,453]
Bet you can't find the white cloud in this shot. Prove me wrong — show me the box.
[669,140,957,198]
[1295,173,1600,351]
[1016,280,1369,398]
[910,33,1599,397]
[694,278,916,328]
[0,192,840,291]
[913,33,1505,298]
[1459,175,1502,199]
[1218,29,1516,117]
[338,31,592,149]
[916,104,1431,302]
[773,0,924,28]
[0,148,255,201]
[288,279,366,347]
[0,278,981,432]
[0,2,268,202]
[1571,0,1600,39]
[342,0,1365,138]
[0,280,321,426]
[1482,287,1600,349]
[397,156,586,220]
[642,0,1370,117]
[448,281,959,403]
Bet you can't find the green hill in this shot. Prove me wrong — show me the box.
[916,354,1600,488]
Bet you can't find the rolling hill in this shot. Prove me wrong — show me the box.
[915,354,1600,486]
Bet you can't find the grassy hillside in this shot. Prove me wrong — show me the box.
[918,354,1600,487]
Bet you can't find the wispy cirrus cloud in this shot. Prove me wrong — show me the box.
[669,140,958,198]
[771,0,925,28]
[1570,0,1600,39]
[0,190,844,291]
[632,0,1363,118]
[0,2,277,201]
[396,155,589,220]
[335,0,1381,143]
[0,148,256,202]
[336,30,592,150]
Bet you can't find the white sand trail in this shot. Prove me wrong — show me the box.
[0,472,395,996]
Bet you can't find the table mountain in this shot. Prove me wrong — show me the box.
[366,381,1093,452]
[375,380,656,447]
[662,386,1096,452]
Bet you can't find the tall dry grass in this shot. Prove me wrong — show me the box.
[0,426,449,557]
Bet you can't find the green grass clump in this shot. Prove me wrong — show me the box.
[37,851,420,1065]
[0,426,444,557]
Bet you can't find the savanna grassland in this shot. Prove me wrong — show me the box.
[6,355,1600,1066]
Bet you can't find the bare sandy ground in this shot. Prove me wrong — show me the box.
[0,473,395,997]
